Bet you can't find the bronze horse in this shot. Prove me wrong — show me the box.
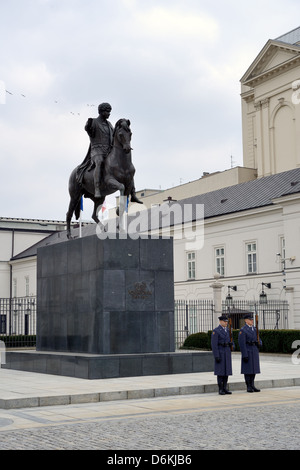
[66,119,136,239]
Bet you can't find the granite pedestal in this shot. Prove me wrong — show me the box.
[37,235,175,355]
[4,234,213,379]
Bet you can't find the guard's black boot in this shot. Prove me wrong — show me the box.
[217,376,225,395]
[223,376,232,394]
[245,375,253,392]
[251,375,260,392]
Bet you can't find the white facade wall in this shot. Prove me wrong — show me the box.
[10,258,37,298]
[172,195,300,329]
[0,219,66,298]
[6,233,50,299]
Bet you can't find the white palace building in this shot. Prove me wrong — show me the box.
[3,27,300,331]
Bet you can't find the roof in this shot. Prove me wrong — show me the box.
[0,217,68,233]
[11,167,300,260]
[240,27,300,85]
[11,223,95,261]
[275,26,300,45]
[0,217,66,223]
[190,167,300,219]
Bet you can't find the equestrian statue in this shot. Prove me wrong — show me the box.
[66,103,142,239]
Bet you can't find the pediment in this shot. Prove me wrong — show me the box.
[265,48,298,70]
[241,40,300,85]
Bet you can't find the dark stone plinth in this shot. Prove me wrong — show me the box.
[3,350,214,379]
[36,235,175,355]
[11,234,214,381]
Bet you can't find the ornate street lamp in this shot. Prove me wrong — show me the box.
[259,282,271,304]
[225,285,237,307]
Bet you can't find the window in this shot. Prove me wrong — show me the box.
[215,247,225,276]
[246,242,257,274]
[187,252,196,280]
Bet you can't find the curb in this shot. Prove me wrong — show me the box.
[1,377,299,410]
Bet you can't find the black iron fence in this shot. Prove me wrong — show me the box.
[0,296,290,349]
[174,298,289,348]
[222,299,289,330]
[174,299,214,348]
[1,296,216,350]
[0,297,36,338]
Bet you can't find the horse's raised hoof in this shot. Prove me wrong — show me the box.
[131,195,143,204]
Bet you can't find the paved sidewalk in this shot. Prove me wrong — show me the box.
[0,352,299,409]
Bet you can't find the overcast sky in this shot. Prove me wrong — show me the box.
[0,0,299,221]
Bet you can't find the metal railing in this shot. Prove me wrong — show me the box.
[1,296,215,350]
[222,299,289,330]
[174,298,289,348]
[174,299,214,348]
[0,296,289,349]
[0,297,36,338]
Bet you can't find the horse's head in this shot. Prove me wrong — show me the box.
[114,119,132,153]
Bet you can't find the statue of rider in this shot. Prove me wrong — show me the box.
[85,102,114,198]
[80,102,142,204]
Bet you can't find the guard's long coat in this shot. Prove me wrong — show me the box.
[211,325,233,376]
[238,325,262,374]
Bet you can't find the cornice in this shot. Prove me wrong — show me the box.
[240,88,254,103]
[202,204,282,227]
[272,191,300,206]
[9,255,37,265]
[243,54,300,88]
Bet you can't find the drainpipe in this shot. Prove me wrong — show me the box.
[9,229,15,335]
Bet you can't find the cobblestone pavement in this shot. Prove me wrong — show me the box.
[0,387,299,450]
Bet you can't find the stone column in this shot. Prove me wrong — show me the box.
[285,286,294,329]
[254,100,264,177]
[210,273,224,328]
[261,98,271,175]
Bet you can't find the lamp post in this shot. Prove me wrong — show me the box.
[225,286,237,307]
[259,282,271,305]
[259,282,271,329]
[225,286,237,328]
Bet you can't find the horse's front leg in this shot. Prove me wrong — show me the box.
[66,197,80,239]
[118,191,129,233]
[105,177,125,216]
[104,175,127,232]
[92,197,106,232]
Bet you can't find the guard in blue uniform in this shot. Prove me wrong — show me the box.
[238,313,262,392]
[211,315,234,395]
